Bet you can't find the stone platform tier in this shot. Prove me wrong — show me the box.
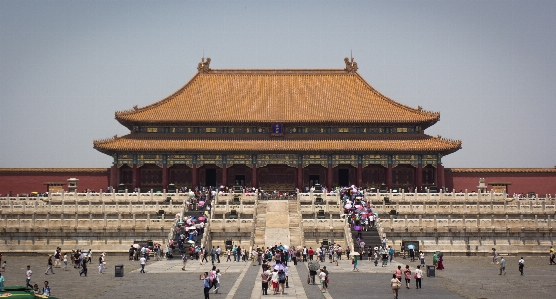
[0,196,185,254]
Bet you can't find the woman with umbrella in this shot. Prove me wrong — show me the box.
[350,252,359,272]
[307,260,320,285]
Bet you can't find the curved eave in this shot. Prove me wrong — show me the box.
[93,135,461,156]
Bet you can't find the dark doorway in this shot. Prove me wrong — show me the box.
[205,169,217,187]
[338,169,349,186]
[235,175,245,186]
[309,175,320,187]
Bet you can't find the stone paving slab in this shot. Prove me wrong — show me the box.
[2,255,556,298]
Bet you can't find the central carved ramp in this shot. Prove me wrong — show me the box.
[263,200,291,248]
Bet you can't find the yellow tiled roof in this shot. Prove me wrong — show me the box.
[115,68,440,128]
[93,134,461,155]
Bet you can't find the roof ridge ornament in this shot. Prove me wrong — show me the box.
[197,57,211,73]
[344,57,358,73]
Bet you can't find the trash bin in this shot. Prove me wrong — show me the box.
[427,265,435,277]
[115,264,124,277]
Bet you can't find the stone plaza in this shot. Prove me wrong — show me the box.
[1,254,555,299]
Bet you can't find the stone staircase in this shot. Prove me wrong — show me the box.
[288,200,303,248]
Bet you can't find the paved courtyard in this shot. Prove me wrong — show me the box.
[1,254,555,298]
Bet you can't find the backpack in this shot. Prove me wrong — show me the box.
[278,271,285,281]
[392,279,401,290]
[209,271,216,283]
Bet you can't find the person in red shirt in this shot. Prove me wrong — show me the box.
[308,248,314,261]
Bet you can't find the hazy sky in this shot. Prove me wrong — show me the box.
[1,0,555,168]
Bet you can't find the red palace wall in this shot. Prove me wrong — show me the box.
[0,169,110,196]
[445,170,556,196]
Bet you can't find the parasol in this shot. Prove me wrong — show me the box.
[198,201,205,206]
[198,216,205,222]
[349,252,360,256]
[283,245,290,250]
[273,263,287,271]
[308,260,320,271]
[133,244,140,249]
[344,204,352,209]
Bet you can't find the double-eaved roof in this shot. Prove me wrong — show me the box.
[95,59,461,156]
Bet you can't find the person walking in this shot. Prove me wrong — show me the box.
[499,257,506,275]
[550,246,555,265]
[492,248,499,264]
[0,272,5,291]
[403,265,412,289]
[395,265,402,283]
[79,258,88,277]
[352,255,359,272]
[518,257,524,275]
[44,255,55,275]
[261,269,270,295]
[415,265,423,289]
[63,254,68,271]
[200,272,211,299]
[98,255,105,274]
[181,253,188,270]
[390,273,401,299]
[139,256,146,273]
[25,265,32,289]
[318,268,327,293]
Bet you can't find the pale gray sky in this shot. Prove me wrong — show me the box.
[1,0,555,168]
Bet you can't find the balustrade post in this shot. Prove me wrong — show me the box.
[104,213,107,228]
[74,213,78,228]
[133,213,136,227]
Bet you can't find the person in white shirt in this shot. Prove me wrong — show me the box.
[139,256,146,273]
[318,268,327,293]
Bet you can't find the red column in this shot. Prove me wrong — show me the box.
[357,164,363,187]
[386,163,393,191]
[132,164,138,190]
[222,164,228,187]
[192,164,198,190]
[436,164,445,190]
[251,164,257,188]
[162,163,168,190]
[327,164,333,190]
[110,164,118,189]
[416,163,423,192]
[297,164,303,190]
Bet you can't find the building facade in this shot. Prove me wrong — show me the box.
[93,58,461,192]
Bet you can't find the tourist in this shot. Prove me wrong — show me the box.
[261,268,270,295]
[271,269,279,295]
[415,265,423,289]
[390,273,401,299]
[388,246,394,262]
[419,251,425,265]
[499,257,506,275]
[226,248,231,262]
[550,246,555,265]
[436,253,444,270]
[216,246,221,263]
[33,284,40,294]
[63,253,68,271]
[213,269,222,294]
[518,257,524,275]
[319,268,327,293]
[277,269,286,295]
[382,236,387,249]
[309,247,314,261]
[395,265,403,282]
[79,257,88,276]
[352,255,359,271]
[44,255,55,275]
[302,246,307,262]
[25,265,32,288]
[98,254,105,274]
[54,248,61,268]
[403,265,412,288]
[492,248,499,264]
[0,272,4,291]
[200,272,211,299]
[181,252,188,270]
[139,255,146,273]
[42,281,51,296]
